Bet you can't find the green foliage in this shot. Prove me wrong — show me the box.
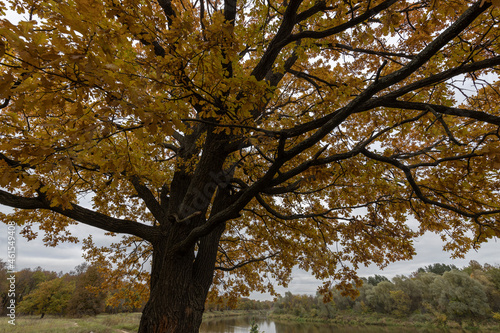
[366,281,395,314]
[14,267,58,304]
[1,264,59,315]
[485,265,500,291]
[18,277,75,317]
[6,262,146,318]
[429,270,490,321]
[235,298,272,311]
[389,290,411,317]
[249,320,263,333]
[364,275,389,286]
[273,262,500,324]
[416,263,458,275]
[392,275,424,313]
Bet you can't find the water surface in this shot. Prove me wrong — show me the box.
[199,316,432,333]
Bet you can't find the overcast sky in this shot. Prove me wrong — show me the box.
[1,204,498,300]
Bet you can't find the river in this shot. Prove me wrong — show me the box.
[199,315,432,333]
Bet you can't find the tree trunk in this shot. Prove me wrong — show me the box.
[137,248,203,333]
[138,223,224,333]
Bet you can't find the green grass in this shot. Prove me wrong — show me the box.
[0,310,263,333]
[0,313,142,333]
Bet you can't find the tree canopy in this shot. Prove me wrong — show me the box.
[1,0,500,332]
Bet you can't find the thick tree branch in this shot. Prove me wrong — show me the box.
[224,0,237,23]
[130,176,167,223]
[278,3,495,141]
[250,0,304,81]
[0,153,31,169]
[267,110,427,188]
[261,179,302,195]
[252,0,398,81]
[375,55,500,103]
[0,97,10,109]
[354,1,491,100]
[0,189,156,241]
[256,194,334,220]
[380,100,500,126]
[288,0,398,42]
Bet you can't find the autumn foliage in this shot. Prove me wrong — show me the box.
[1,0,500,332]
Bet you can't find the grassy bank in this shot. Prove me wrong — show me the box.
[0,313,141,333]
[203,309,268,319]
[269,311,500,332]
[0,310,266,333]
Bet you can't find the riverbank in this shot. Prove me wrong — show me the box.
[203,309,269,320]
[269,311,500,332]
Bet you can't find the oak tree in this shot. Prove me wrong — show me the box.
[1,0,500,332]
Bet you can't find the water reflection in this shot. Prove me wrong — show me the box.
[199,316,427,333]
[200,316,275,333]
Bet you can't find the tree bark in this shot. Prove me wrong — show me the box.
[138,221,226,333]
[138,246,204,333]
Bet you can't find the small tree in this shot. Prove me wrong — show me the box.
[429,270,490,322]
[18,277,75,318]
[13,267,57,305]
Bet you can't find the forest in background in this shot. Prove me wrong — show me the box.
[0,260,145,317]
[2,259,500,325]
[272,261,500,325]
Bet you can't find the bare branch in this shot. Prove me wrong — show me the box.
[215,252,279,271]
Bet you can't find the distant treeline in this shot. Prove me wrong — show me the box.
[0,259,271,318]
[0,260,146,318]
[273,261,500,324]
[3,259,500,324]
